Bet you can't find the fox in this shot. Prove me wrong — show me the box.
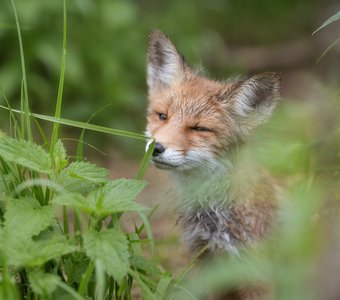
[145,30,281,299]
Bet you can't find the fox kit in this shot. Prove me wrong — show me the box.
[145,30,281,299]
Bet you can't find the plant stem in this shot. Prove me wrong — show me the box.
[10,0,32,141]
[78,261,95,296]
[50,0,67,157]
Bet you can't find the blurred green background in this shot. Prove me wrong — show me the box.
[1,0,339,156]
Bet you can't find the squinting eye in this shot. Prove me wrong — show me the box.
[159,113,167,121]
[190,127,211,132]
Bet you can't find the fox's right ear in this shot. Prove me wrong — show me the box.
[147,30,187,91]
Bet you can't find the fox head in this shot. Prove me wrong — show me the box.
[146,30,280,172]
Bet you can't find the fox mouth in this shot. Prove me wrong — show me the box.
[151,158,179,170]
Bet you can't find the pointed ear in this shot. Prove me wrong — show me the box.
[229,72,281,133]
[147,30,188,91]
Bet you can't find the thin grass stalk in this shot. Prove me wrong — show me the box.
[107,277,115,300]
[76,103,113,161]
[78,261,95,296]
[10,0,32,141]
[95,260,106,300]
[0,105,146,140]
[135,139,154,180]
[63,206,69,238]
[50,0,67,157]
[0,88,21,139]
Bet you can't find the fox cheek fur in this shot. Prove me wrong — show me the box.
[145,30,281,298]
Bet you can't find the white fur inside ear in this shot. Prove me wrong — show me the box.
[232,74,280,127]
[147,32,185,90]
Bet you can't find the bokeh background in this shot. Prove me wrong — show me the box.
[1,0,340,297]
[0,0,339,153]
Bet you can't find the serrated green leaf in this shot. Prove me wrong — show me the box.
[129,255,161,276]
[54,139,69,171]
[53,179,147,217]
[64,256,90,285]
[4,197,54,239]
[56,161,108,194]
[83,229,129,282]
[5,236,76,267]
[29,270,60,295]
[155,274,172,299]
[61,161,108,183]
[53,193,90,212]
[87,179,147,217]
[0,136,51,173]
[0,174,13,193]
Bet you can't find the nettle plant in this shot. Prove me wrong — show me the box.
[0,2,178,300]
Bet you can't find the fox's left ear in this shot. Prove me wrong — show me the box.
[147,30,188,91]
[228,72,281,134]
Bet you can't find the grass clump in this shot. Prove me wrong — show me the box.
[0,1,173,299]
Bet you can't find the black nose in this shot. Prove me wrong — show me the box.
[153,142,165,156]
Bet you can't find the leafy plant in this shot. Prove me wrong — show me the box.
[0,1,177,299]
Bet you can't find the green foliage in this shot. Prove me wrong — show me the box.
[53,179,146,217]
[0,3,162,298]
[29,270,60,296]
[0,135,52,173]
[4,197,54,239]
[83,229,130,283]
[0,134,160,298]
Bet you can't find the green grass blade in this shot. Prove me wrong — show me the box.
[56,281,85,300]
[135,139,154,180]
[78,261,95,296]
[33,118,48,145]
[63,138,106,158]
[10,0,32,141]
[313,10,340,35]
[0,105,146,140]
[50,0,67,157]
[316,37,340,63]
[0,88,21,139]
[76,103,113,161]
[95,260,106,300]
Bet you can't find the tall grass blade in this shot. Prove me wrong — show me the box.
[76,103,112,161]
[313,10,340,35]
[0,105,146,140]
[95,260,106,300]
[316,37,340,63]
[0,88,21,139]
[78,261,95,296]
[50,0,67,157]
[10,0,32,141]
[135,139,154,180]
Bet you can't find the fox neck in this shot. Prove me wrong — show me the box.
[172,151,239,208]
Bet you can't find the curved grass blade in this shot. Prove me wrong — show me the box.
[50,0,67,157]
[63,138,106,157]
[0,105,146,140]
[313,11,340,35]
[0,88,21,139]
[10,0,32,141]
[76,103,113,161]
[135,139,154,180]
[316,37,340,63]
